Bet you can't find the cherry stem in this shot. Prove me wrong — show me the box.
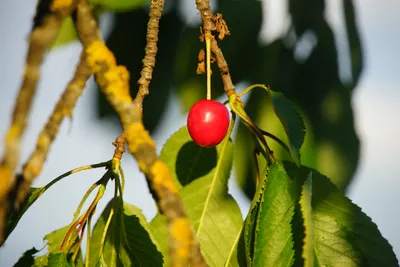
[238,84,269,97]
[206,36,211,100]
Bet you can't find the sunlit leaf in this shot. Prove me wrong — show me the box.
[299,172,314,267]
[150,126,242,267]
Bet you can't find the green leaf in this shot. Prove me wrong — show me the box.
[234,85,311,200]
[248,24,360,191]
[299,172,314,267]
[95,256,108,267]
[33,224,80,266]
[89,0,148,11]
[235,161,398,266]
[150,126,242,267]
[268,89,306,166]
[6,187,44,241]
[89,198,163,266]
[52,17,78,48]
[14,247,39,267]
[159,127,218,190]
[47,253,71,267]
[311,170,398,266]
[250,162,307,266]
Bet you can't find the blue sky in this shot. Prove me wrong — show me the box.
[0,0,399,265]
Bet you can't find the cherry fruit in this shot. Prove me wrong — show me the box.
[187,99,230,147]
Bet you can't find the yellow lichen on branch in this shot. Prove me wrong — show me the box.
[86,40,116,70]
[76,0,207,266]
[86,41,132,102]
[0,0,77,244]
[170,218,192,267]
[125,123,156,154]
[51,0,74,11]
[150,160,178,195]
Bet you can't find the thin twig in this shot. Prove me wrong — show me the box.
[195,0,236,96]
[112,134,126,161]
[133,0,165,109]
[0,0,77,245]
[76,1,207,266]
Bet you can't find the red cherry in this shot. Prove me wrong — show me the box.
[187,99,230,147]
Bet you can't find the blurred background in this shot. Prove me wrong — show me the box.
[0,0,399,265]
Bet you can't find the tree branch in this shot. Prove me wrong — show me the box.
[0,0,77,245]
[15,51,92,209]
[133,0,164,109]
[76,1,207,266]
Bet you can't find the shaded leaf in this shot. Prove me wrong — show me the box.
[246,18,360,191]
[231,161,398,266]
[216,0,263,84]
[150,126,242,267]
[89,0,148,12]
[13,247,39,267]
[159,126,218,190]
[234,84,311,200]
[268,89,306,165]
[47,253,71,267]
[289,0,325,36]
[311,170,398,266]
[89,198,163,266]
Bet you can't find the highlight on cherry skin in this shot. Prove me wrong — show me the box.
[187,99,230,147]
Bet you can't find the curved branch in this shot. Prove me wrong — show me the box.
[76,1,207,266]
[15,51,92,209]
